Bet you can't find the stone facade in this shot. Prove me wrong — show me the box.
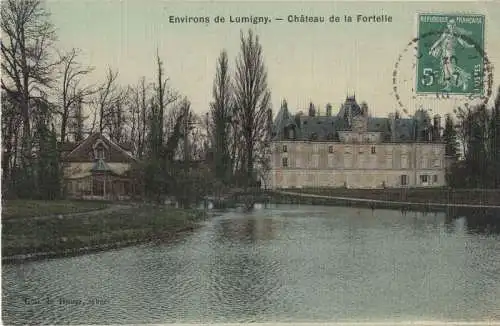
[265,96,446,189]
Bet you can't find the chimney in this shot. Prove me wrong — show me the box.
[308,102,316,117]
[267,108,273,133]
[361,102,368,117]
[388,112,397,142]
[282,99,288,110]
[326,103,332,116]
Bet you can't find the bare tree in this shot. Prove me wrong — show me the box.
[129,77,151,158]
[108,86,130,143]
[55,48,94,142]
[1,92,22,190]
[1,0,58,168]
[233,29,272,187]
[93,67,120,134]
[157,53,179,145]
[70,96,86,142]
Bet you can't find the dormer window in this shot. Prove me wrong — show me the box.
[96,146,105,159]
[92,139,109,161]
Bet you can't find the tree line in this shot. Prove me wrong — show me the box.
[2,1,499,204]
[443,89,500,189]
[1,0,272,204]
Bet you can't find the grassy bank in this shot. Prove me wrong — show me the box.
[2,205,208,263]
[268,191,444,212]
[2,199,110,219]
[266,188,500,214]
[279,187,500,206]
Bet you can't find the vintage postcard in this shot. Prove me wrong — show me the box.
[1,0,500,325]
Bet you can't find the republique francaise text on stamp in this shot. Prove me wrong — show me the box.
[392,13,493,111]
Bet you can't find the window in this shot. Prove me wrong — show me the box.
[288,128,294,139]
[328,145,334,153]
[283,145,288,153]
[401,155,409,169]
[282,157,288,167]
[371,146,376,154]
[93,179,104,196]
[420,175,429,183]
[312,154,319,168]
[433,175,438,183]
[96,147,105,159]
[401,175,408,185]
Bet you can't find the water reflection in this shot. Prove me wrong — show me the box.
[445,207,500,235]
[216,216,277,243]
[2,204,500,324]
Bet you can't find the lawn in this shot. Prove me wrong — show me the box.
[1,200,110,219]
[2,205,207,259]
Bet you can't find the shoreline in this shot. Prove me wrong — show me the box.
[2,223,201,265]
[2,206,215,265]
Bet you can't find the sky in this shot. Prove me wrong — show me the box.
[46,0,500,119]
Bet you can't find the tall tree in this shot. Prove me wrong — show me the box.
[33,98,60,199]
[94,67,120,134]
[1,92,21,194]
[70,96,86,142]
[210,50,233,183]
[233,29,272,187]
[108,86,129,143]
[454,104,490,187]
[129,77,151,159]
[55,48,94,143]
[1,0,58,177]
[442,113,459,158]
[149,52,178,158]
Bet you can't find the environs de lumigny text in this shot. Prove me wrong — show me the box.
[168,14,393,25]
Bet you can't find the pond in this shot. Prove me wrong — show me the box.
[2,204,500,324]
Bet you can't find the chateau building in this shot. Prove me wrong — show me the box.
[266,96,446,189]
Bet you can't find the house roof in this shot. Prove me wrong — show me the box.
[63,133,137,163]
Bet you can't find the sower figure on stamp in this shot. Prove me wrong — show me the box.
[429,19,475,91]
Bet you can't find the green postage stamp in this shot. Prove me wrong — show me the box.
[416,13,485,96]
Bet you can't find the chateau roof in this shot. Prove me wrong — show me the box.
[272,96,435,142]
